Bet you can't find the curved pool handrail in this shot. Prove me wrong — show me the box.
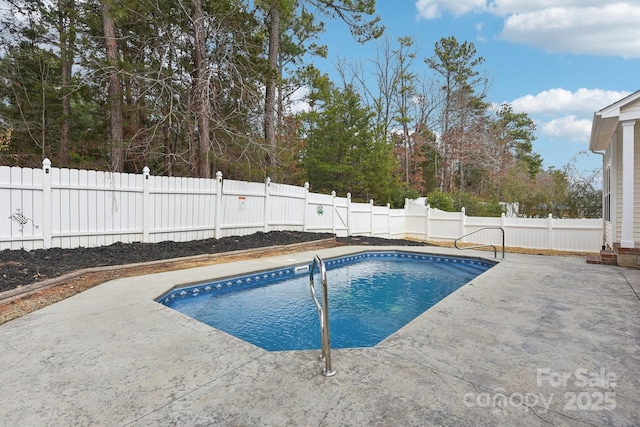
[309,257,325,341]
[310,255,336,377]
[454,227,505,259]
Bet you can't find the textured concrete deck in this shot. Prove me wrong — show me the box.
[0,246,639,426]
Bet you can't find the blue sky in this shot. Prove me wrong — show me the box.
[310,0,640,177]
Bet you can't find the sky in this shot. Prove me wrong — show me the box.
[311,0,640,178]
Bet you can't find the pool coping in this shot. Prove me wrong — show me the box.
[1,245,639,426]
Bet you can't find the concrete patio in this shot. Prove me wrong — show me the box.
[0,246,638,426]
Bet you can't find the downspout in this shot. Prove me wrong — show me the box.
[590,148,606,250]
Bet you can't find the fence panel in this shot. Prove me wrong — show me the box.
[551,218,603,251]
[350,201,373,236]
[371,205,390,238]
[389,210,406,239]
[49,168,144,248]
[268,182,305,231]
[148,175,216,242]
[504,217,549,249]
[333,197,349,237]
[428,209,463,241]
[463,216,503,245]
[404,200,428,241]
[0,162,604,253]
[305,191,335,233]
[0,166,43,250]
[219,179,266,237]
[87,170,103,247]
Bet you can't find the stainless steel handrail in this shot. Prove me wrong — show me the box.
[310,255,336,377]
[454,227,505,259]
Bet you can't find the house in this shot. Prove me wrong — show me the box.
[589,90,640,267]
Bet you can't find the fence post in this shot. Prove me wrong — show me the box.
[425,204,431,241]
[142,166,151,242]
[303,182,309,232]
[460,207,466,241]
[369,199,374,237]
[346,192,352,236]
[214,171,223,239]
[386,203,391,239]
[403,198,409,240]
[42,158,52,249]
[331,191,337,235]
[548,213,554,251]
[264,177,271,232]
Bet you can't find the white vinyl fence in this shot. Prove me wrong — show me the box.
[1,160,603,253]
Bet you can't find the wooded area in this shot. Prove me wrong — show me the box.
[0,0,600,217]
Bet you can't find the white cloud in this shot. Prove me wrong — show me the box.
[415,1,640,58]
[508,88,631,142]
[539,115,592,142]
[501,4,640,58]
[415,0,486,19]
[510,88,631,116]
[415,0,604,20]
[488,0,602,16]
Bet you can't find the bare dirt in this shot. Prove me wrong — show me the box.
[0,232,431,325]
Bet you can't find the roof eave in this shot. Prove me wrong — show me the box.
[589,113,618,151]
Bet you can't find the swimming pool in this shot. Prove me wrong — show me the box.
[157,251,494,351]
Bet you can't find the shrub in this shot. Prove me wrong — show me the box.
[426,190,454,211]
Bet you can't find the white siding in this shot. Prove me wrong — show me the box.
[612,123,640,245]
[635,124,640,244]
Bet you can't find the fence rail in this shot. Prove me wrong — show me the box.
[1,160,603,253]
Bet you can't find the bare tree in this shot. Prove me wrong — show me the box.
[191,0,211,178]
[264,3,280,179]
[58,0,75,165]
[425,36,487,191]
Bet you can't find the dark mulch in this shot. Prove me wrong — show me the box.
[0,231,429,293]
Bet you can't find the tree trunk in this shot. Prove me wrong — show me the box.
[101,1,124,172]
[191,0,211,178]
[58,0,74,166]
[403,123,410,184]
[163,123,174,176]
[264,5,279,179]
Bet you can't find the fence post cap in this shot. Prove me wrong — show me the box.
[142,166,150,175]
[42,158,51,168]
[331,191,336,197]
[215,171,223,180]
[347,192,351,200]
[304,182,309,190]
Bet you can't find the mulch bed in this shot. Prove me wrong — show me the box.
[0,231,430,324]
[0,231,428,293]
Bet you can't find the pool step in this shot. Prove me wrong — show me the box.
[453,262,491,276]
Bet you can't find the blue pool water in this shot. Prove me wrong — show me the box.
[158,252,493,351]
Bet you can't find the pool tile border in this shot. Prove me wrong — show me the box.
[157,250,495,306]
